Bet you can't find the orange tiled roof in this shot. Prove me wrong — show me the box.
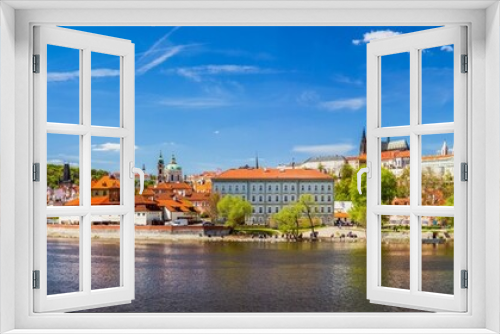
[212,168,332,181]
[185,192,210,201]
[154,193,174,200]
[156,199,196,213]
[91,176,120,189]
[135,195,157,205]
[64,196,112,206]
[135,205,161,212]
[422,154,454,161]
[142,188,155,196]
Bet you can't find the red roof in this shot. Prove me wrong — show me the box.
[156,199,196,213]
[212,168,332,181]
[64,196,114,206]
[91,176,120,189]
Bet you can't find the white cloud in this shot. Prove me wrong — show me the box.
[352,30,401,45]
[166,64,277,82]
[319,97,366,111]
[137,45,189,75]
[334,74,363,86]
[297,90,320,105]
[138,27,180,62]
[92,143,121,152]
[47,68,120,82]
[293,144,355,155]
[214,130,220,135]
[160,97,232,109]
[440,45,454,52]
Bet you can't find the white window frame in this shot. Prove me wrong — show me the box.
[366,26,467,312]
[32,26,136,313]
[0,2,499,333]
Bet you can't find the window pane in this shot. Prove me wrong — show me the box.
[421,216,454,294]
[47,45,80,124]
[381,52,410,127]
[381,215,410,290]
[421,45,454,124]
[380,136,410,205]
[47,133,80,207]
[91,215,121,290]
[421,133,454,206]
[91,52,121,127]
[91,137,121,205]
[47,216,80,295]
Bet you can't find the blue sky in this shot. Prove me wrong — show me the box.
[47,26,454,175]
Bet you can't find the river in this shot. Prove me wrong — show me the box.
[47,239,454,312]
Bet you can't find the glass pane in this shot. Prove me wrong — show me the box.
[421,133,454,206]
[421,45,454,124]
[381,215,410,290]
[47,216,80,295]
[91,215,121,290]
[91,52,121,127]
[91,137,121,205]
[47,133,80,206]
[421,216,454,294]
[380,136,410,205]
[381,52,410,127]
[47,45,80,124]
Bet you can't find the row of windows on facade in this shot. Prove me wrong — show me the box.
[214,184,332,193]
[249,194,332,203]
[252,205,333,214]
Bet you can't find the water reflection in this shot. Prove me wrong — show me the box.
[46,241,453,313]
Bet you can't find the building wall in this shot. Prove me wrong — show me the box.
[212,179,334,225]
[134,211,162,226]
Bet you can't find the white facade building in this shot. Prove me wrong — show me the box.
[212,168,334,225]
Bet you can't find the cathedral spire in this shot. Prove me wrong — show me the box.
[255,152,259,169]
[359,128,367,156]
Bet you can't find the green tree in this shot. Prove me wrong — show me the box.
[396,167,410,199]
[208,192,221,222]
[91,169,109,181]
[348,166,397,229]
[273,205,302,240]
[217,195,252,228]
[317,162,325,173]
[334,163,354,201]
[297,194,318,236]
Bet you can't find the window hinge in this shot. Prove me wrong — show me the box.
[33,54,40,73]
[32,270,40,289]
[461,270,468,289]
[461,54,468,73]
[461,162,468,181]
[33,163,40,182]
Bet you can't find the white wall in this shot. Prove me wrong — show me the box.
[485,3,500,332]
[0,2,15,333]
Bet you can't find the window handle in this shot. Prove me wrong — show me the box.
[357,162,371,195]
[129,162,145,194]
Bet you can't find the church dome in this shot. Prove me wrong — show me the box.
[166,163,182,171]
[165,154,182,171]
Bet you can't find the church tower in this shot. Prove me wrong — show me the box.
[440,140,449,156]
[157,151,165,183]
[359,128,367,156]
[165,154,183,182]
[59,162,73,186]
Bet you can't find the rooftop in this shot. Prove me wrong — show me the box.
[212,168,333,181]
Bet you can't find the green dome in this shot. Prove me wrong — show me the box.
[166,163,182,171]
[165,154,181,170]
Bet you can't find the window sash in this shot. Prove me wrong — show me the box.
[366,26,467,312]
[33,26,136,313]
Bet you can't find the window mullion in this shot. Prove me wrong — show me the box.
[409,47,420,294]
[82,48,92,294]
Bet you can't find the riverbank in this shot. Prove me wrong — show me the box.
[46,225,454,244]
